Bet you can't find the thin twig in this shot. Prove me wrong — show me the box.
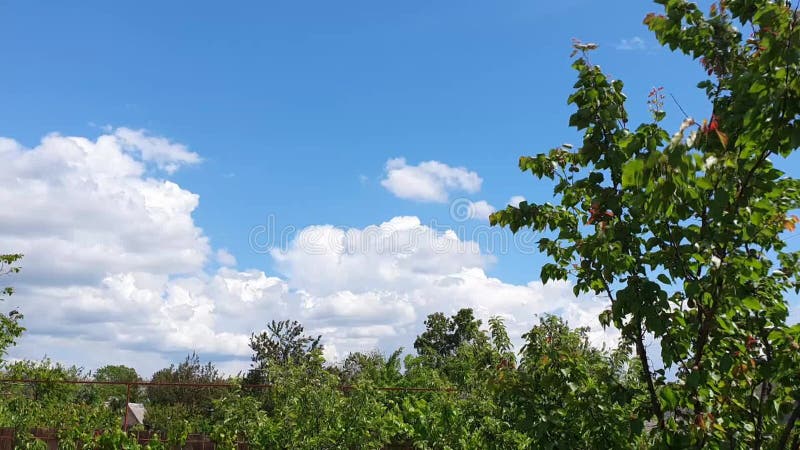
[669,92,690,119]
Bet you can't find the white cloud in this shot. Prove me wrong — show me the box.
[114,127,201,174]
[467,200,495,221]
[449,199,496,222]
[216,249,237,267]
[2,130,617,376]
[508,196,526,207]
[616,36,646,51]
[271,216,487,296]
[380,157,482,203]
[0,132,208,286]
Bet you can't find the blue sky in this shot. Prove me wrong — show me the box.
[0,1,795,374]
[0,1,709,281]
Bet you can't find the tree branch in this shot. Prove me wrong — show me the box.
[754,380,770,450]
[601,276,666,431]
[778,399,800,450]
[633,321,665,430]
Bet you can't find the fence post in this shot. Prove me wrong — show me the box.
[123,383,131,432]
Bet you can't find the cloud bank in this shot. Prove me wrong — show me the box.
[2,131,615,375]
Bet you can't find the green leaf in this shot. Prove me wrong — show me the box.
[742,297,761,310]
[659,387,678,410]
[791,125,800,149]
[719,354,733,373]
[685,371,701,389]
[621,159,644,187]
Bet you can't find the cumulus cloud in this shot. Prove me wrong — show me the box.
[466,200,495,221]
[3,130,616,376]
[114,127,201,174]
[508,196,526,207]
[448,199,497,222]
[271,216,488,296]
[616,36,646,51]
[380,157,482,203]
[0,132,208,287]
[216,249,237,267]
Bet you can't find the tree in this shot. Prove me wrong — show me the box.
[413,308,486,361]
[0,254,25,359]
[410,309,506,391]
[247,319,322,384]
[507,316,641,448]
[491,1,800,447]
[478,316,644,449]
[0,359,121,446]
[1,358,86,403]
[339,349,403,386]
[93,365,141,405]
[95,364,140,385]
[147,352,225,411]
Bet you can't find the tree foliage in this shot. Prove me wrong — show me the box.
[146,352,225,421]
[247,319,322,384]
[414,309,485,359]
[94,364,142,405]
[491,0,800,447]
[0,254,24,359]
[0,315,641,449]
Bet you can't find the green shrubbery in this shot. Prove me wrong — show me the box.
[0,313,647,449]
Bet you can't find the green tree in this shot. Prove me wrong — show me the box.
[0,358,120,447]
[1,358,86,404]
[95,364,140,384]
[94,364,142,406]
[491,1,800,447]
[146,352,225,414]
[0,254,25,359]
[246,319,322,384]
[411,308,495,389]
[250,352,401,450]
[413,309,486,361]
[505,316,642,448]
[339,349,403,385]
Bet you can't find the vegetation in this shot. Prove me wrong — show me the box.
[245,319,322,385]
[491,0,800,447]
[0,312,793,448]
[0,312,645,449]
[1,0,799,448]
[0,254,24,358]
